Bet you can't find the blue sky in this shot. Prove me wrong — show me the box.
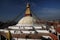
[0,0,60,22]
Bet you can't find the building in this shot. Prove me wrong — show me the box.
[0,2,58,40]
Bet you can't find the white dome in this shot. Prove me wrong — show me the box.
[16,16,35,26]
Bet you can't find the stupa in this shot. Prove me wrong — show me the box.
[0,2,58,40]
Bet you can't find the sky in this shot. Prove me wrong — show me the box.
[0,0,60,22]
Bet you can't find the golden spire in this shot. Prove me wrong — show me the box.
[25,3,32,16]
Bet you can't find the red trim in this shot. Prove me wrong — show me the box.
[25,14,32,16]
[49,33,58,40]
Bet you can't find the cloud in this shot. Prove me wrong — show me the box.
[37,8,60,19]
[40,8,60,14]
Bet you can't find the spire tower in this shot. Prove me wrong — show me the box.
[25,2,32,16]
